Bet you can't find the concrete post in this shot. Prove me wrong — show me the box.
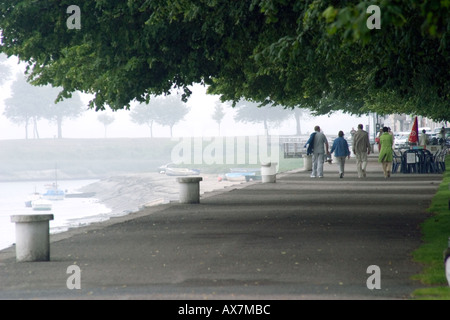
[303,155,312,171]
[10,214,54,262]
[261,162,278,183]
[177,177,203,204]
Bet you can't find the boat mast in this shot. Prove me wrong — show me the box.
[54,163,58,189]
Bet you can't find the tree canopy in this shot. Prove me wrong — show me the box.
[234,101,291,135]
[129,95,190,137]
[0,1,449,121]
[97,113,115,138]
[211,102,226,136]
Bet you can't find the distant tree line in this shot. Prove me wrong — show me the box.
[3,73,84,139]
[130,95,190,138]
[130,95,309,137]
[2,55,308,138]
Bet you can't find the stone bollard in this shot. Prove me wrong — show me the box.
[303,154,312,171]
[10,214,54,262]
[177,177,203,204]
[261,162,278,183]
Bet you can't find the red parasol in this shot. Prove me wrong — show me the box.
[408,116,419,144]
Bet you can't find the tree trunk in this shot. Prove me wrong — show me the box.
[24,118,29,140]
[148,121,154,138]
[57,115,63,139]
[33,117,39,139]
[263,119,269,136]
[295,115,301,135]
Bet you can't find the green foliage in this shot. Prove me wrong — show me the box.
[1,1,449,120]
[412,286,450,300]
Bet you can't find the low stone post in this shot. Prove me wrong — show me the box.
[10,214,54,262]
[261,162,278,183]
[177,177,203,204]
[303,154,312,171]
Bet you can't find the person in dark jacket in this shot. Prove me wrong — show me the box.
[305,131,317,156]
[330,131,351,178]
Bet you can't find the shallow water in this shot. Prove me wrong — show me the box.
[0,180,111,250]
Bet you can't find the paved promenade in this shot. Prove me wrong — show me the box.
[0,155,443,299]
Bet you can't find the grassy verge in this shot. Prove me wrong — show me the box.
[411,155,450,299]
[0,138,177,180]
[0,137,303,180]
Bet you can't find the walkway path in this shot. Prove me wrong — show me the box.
[0,155,442,299]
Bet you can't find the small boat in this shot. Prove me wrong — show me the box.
[165,167,200,176]
[158,163,200,176]
[25,192,41,207]
[43,187,65,200]
[229,168,261,173]
[43,164,65,200]
[225,172,256,182]
[224,167,262,182]
[31,198,52,211]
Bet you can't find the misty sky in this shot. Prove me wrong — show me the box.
[0,56,368,140]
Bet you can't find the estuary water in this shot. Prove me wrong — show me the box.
[0,179,111,250]
[0,173,249,251]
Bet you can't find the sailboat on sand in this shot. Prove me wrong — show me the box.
[43,164,65,201]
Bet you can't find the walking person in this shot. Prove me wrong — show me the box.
[419,129,428,149]
[439,126,446,146]
[378,127,394,178]
[330,131,351,178]
[310,126,330,178]
[352,124,371,178]
[375,128,383,152]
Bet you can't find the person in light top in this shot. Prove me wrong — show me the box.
[378,127,394,178]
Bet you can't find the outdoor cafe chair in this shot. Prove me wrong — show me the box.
[436,148,448,173]
[402,149,422,173]
[421,149,437,173]
[392,150,403,174]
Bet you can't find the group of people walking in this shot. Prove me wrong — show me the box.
[305,124,393,179]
